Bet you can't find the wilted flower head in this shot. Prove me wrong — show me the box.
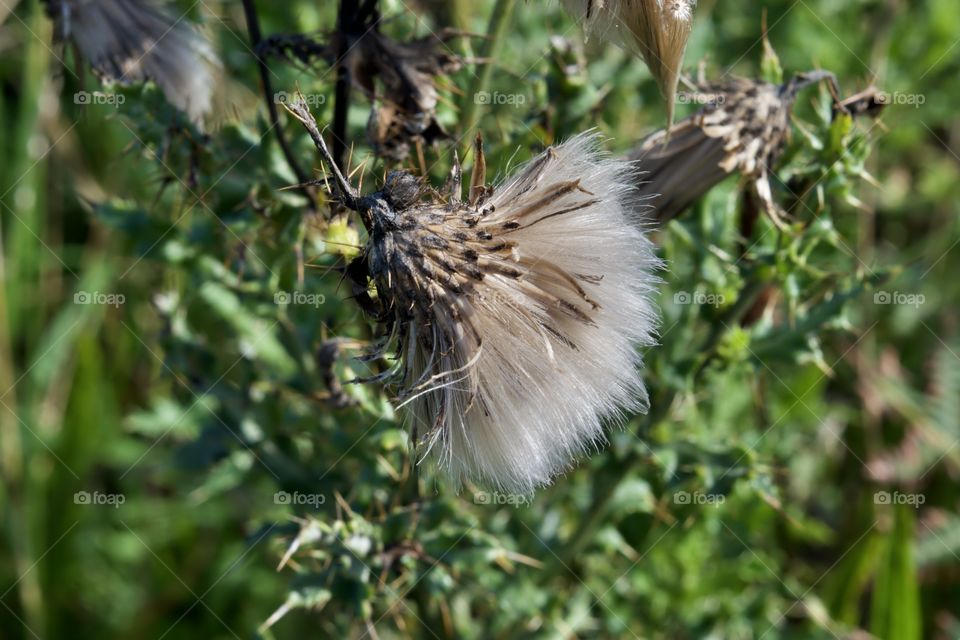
[259,24,466,162]
[562,0,696,127]
[285,97,660,494]
[43,0,220,125]
[344,29,466,161]
[630,70,838,225]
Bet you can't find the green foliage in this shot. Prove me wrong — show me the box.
[1,0,958,638]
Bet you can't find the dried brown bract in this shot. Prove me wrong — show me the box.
[262,24,468,162]
[344,28,466,161]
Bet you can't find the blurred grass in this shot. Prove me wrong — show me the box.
[0,0,958,638]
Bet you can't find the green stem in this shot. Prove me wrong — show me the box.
[458,0,515,147]
[0,4,50,637]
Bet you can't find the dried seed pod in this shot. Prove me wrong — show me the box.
[630,71,838,225]
[43,0,220,125]
[285,97,661,494]
[562,0,696,127]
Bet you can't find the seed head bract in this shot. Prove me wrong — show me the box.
[285,97,661,495]
[256,21,468,162]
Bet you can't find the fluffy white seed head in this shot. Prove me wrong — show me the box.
[360,133,660,495]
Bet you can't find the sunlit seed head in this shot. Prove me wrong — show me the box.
[362,133,661,494]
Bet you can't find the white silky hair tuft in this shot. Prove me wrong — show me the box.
[50,0,220,125]
[391,133,661,494]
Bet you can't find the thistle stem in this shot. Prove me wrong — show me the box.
[332,0,376,170]
[458,0,515,146]
[283,98,360,210]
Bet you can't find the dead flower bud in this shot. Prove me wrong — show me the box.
[562,0,696,127]
[43,0,220,125]
[630,70,840,226]
[285,97,661,494]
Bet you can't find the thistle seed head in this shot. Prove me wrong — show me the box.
[44,0,220,125]
[363,135,660,493]
[285,96,660,494]
[562,0,696,127]
[630,71,839,224]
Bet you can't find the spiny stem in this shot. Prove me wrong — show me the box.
[332,0,379,169]
[282,95,360,211]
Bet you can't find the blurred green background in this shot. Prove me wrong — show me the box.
[0,0,958,637]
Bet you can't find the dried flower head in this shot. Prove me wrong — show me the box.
[344,28,466,161]
[630,70,838,225]
[285,97,660,494]
[43,0,220,125]
[562,0,696,127]
[258,24,467,162]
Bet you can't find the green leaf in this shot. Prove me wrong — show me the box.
[197,282,297,377]
[870,506,922,640]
